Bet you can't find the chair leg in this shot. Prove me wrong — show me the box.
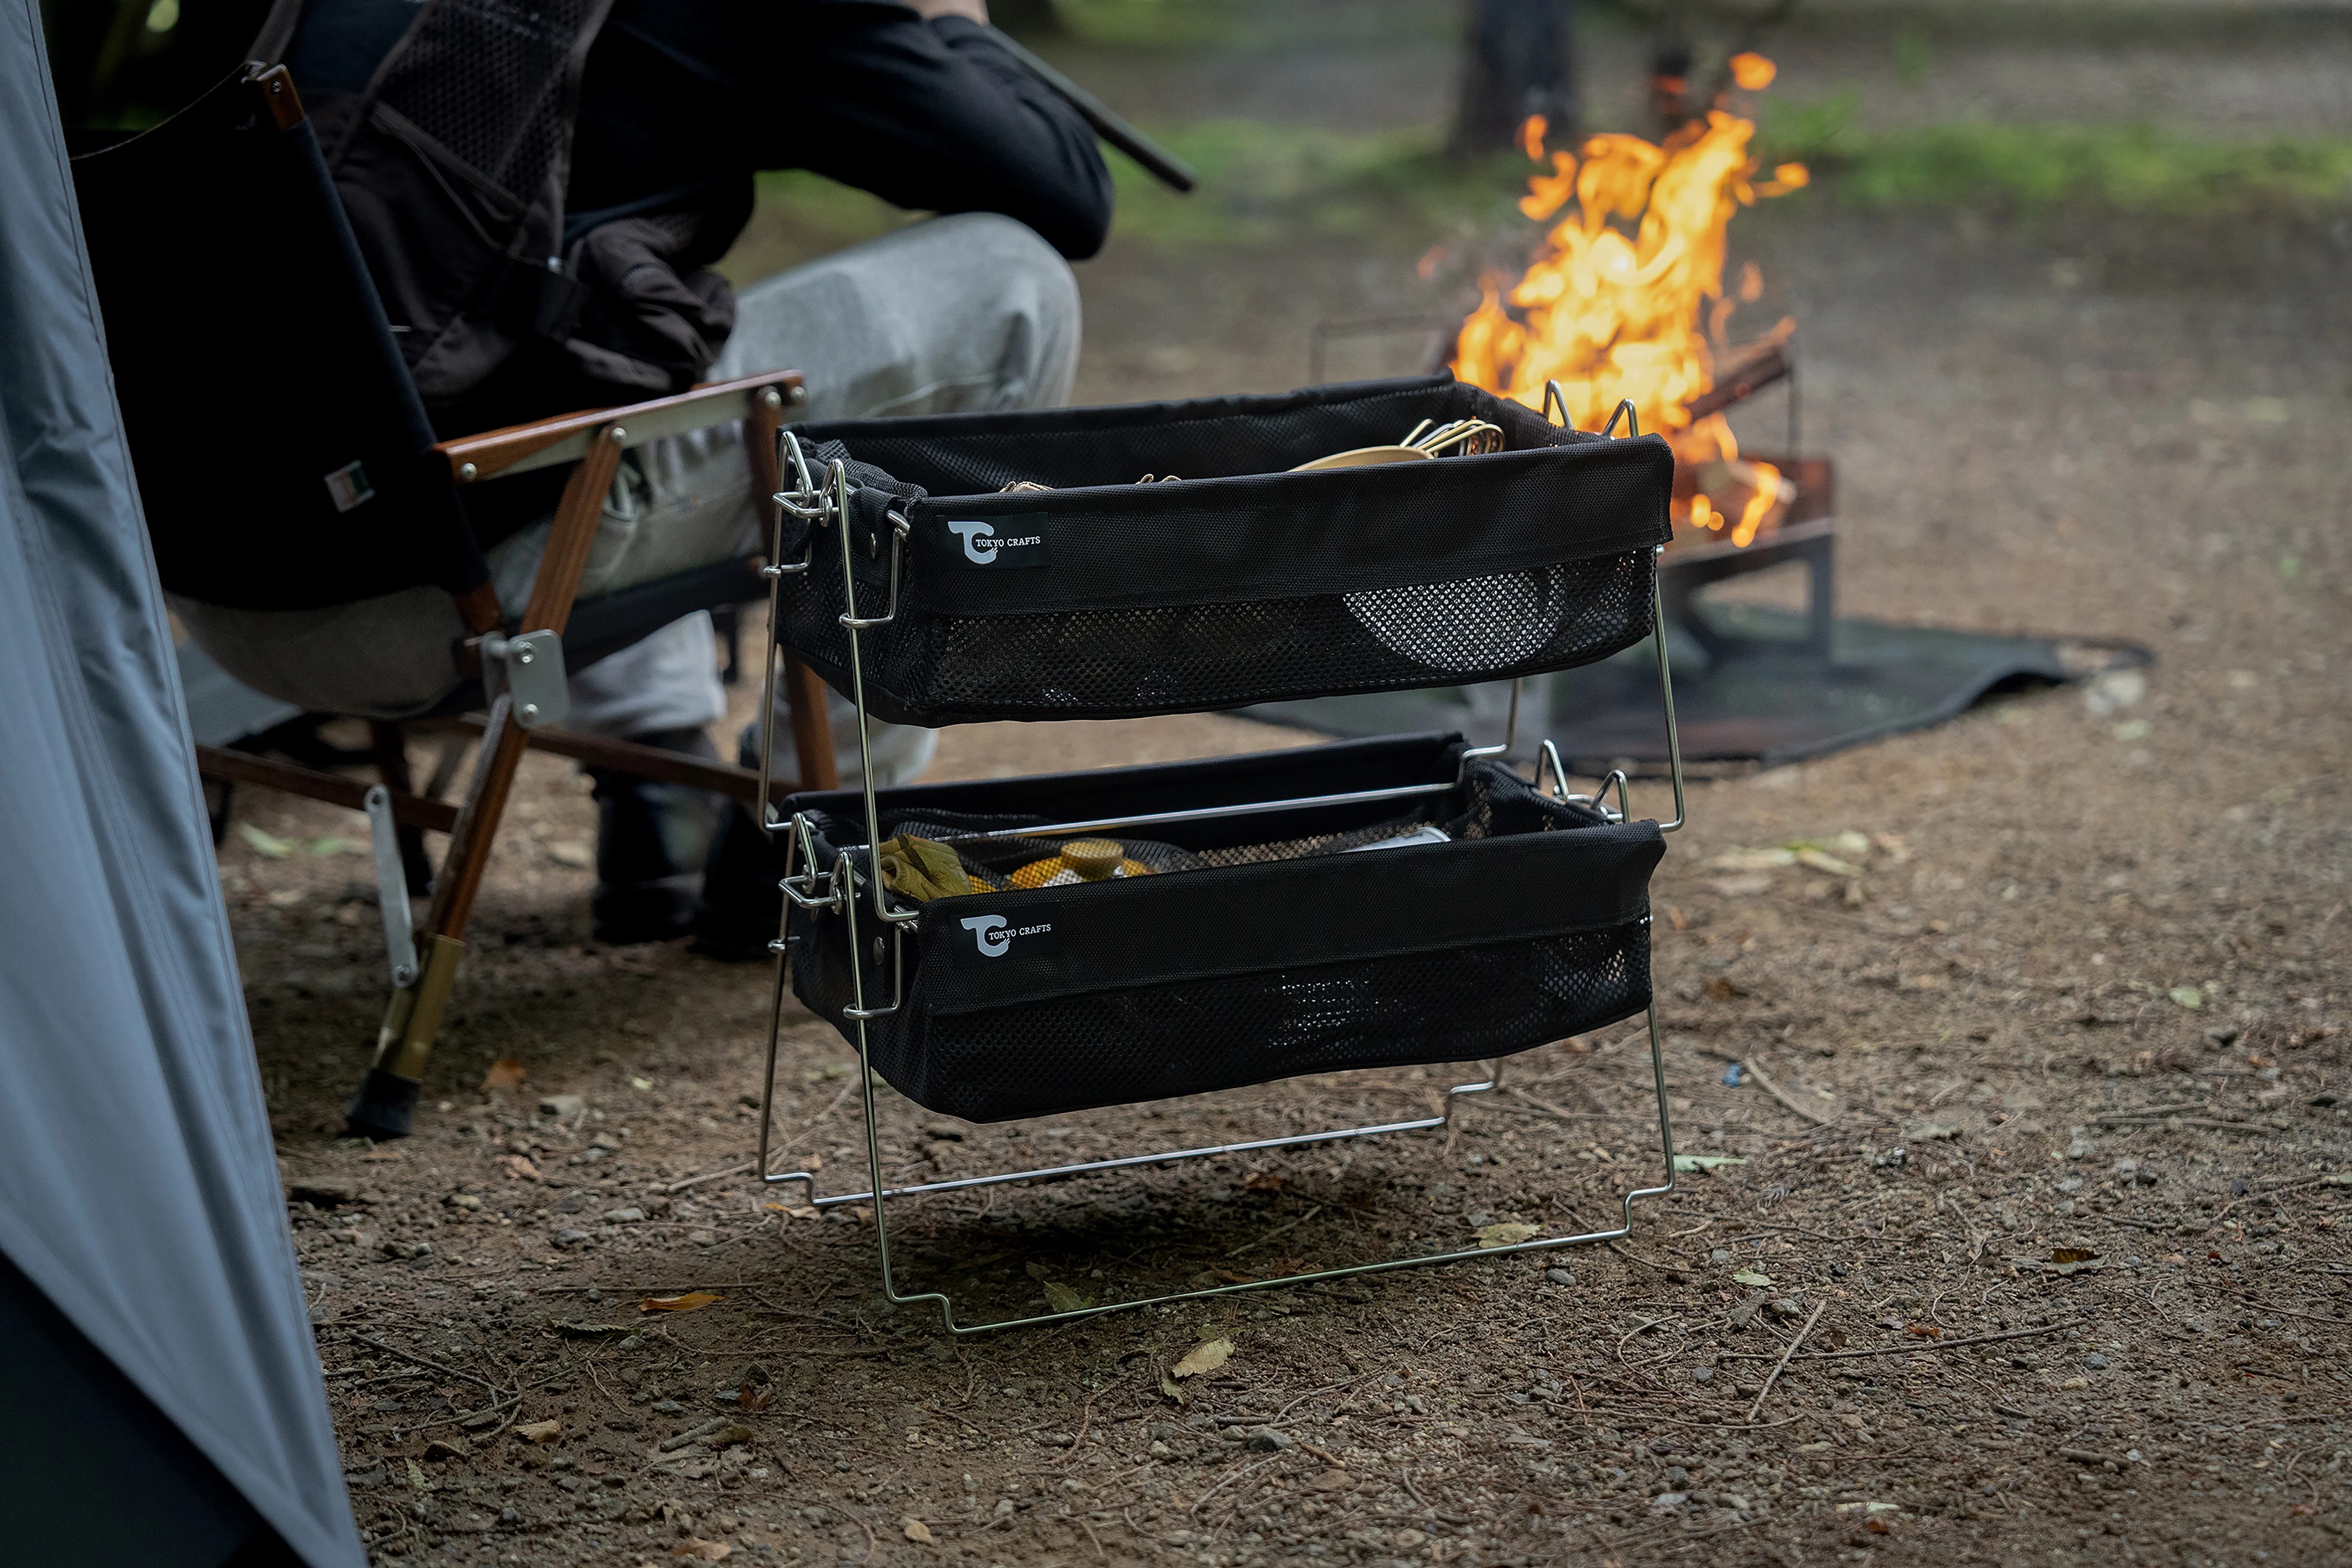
[783,656,839,792]
[368,722,434,896]
[346,426,625,1138]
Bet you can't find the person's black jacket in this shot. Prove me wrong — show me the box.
[290,0,1115,263]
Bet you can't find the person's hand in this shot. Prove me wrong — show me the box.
[905,0,988,22]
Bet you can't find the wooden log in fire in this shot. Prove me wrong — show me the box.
[1682,339,1791,422]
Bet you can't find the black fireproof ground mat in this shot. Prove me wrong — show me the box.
[1243,601,2151,773]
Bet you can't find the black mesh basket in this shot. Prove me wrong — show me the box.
[782,733,1663,1123]
[771,376,1672,726]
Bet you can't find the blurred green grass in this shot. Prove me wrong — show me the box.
[722,123,1523,280]
[720,108,2352,282]
[1763,98,2352,214]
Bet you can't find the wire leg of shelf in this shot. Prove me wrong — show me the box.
[1651,549,1687,833]
[758,1071,1504,1209]
[786,887,1677,1334]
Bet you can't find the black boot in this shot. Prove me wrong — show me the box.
[691,728,789,962]
[587,727,723,945]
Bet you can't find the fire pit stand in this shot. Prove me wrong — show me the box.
[1255,341,2145,769]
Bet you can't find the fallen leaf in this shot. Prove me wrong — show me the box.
[674,1539,732,1561]
[2168,986,2204,1010]
[2051,1248,2100,1264]
[1159,1374,1187,1405]
[1039,1281,1091,1313]
[903,1518,935,1544]
[2059,1376,2090,1390]
[236,823,295,858]
[642,1292,721,1313]
[1732,1270,1774,1288]
[422,1437,470,1461]
[1172,1337,1233,1379]
[764,1203,820,1220]
[480,1058,527,1090]
[1708,847,1797,872]
[1906,1324,1941,1339]
[1673,1154,1747,1173]
[1794,848,1862,877]
[1244,1172,1284,1193]
[709,1423,755,1447]
[1476,1222,1541,1248]
[514,1420,561,1444]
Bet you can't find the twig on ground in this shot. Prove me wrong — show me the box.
[2057,1447,2124,1469]
[1745,1298,1827,1422]
[353,1334,500,1391]
[1049,1389,1100,1469]
[1717,1318,2080,1362]
[1741,1055,1836,1127]
[1398,1470,1472,1525]
[667,1161,754,1192]
[2097,1115,2275,1132]
[1228,1205,1323,1260]
[1505,1086,1614,1122]
[1187,1454,1285,1516]
[534,1281,757,1295]
[1608,1241,1680,1274]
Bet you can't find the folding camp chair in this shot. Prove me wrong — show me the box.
[68,62,838,1138]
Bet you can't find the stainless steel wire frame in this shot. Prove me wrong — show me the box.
[748,426,1687,1332]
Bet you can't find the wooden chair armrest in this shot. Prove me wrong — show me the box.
[435,370,806,486]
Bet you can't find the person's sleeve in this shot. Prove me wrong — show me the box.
[783,5,1115,260]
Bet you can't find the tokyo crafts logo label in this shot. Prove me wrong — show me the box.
[943,512,1050,568]
[948,906,1060,967]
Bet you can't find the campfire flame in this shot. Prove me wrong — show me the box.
[1450,53,1806,546]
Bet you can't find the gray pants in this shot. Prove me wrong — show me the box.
[175,213,1081,785]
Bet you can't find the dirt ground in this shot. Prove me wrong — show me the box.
[222,5,2348,1566]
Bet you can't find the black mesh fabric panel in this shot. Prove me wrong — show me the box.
[773,377,1671,724]
[370,0,600,199]
[783,738,1662,1122]
[67,69,487,611]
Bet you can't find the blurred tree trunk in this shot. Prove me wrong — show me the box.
[1450,0,1577,158]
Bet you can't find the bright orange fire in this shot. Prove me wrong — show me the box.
[1451,57,1808,546]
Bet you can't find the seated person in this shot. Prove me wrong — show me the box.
[176,0,1112,947]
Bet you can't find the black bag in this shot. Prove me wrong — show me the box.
[784,733,1662,1122]
[773,376,1673,725]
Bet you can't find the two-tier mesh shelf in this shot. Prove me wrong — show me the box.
[749,374,1688,1332]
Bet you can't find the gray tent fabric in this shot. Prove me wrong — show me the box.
[0,7,365,1566]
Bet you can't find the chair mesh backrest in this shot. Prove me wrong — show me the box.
[369,0,595,202]
[68,68,484,613]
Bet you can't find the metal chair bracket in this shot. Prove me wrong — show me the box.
[480,629,567,730]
